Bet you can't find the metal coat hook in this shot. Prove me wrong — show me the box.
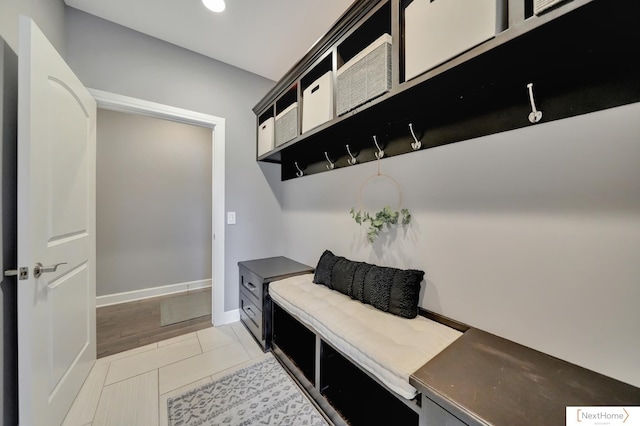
[346,144,357,165]
[294,161,304,177]
[373,135,384,159]
[408,123,422,150]
[527,83,542,124]
[324,152,335,170]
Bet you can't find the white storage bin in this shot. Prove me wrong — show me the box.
[405,0,498,81]
[275,102,298,146]
[337,33,392,116]
[302,71,334,133]
[257,117,274,157]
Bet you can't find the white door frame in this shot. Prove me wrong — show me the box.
[88,89,227,326]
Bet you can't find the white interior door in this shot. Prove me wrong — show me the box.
[17,16,97,426]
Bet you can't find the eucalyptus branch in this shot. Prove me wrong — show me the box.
[350,206,411,243]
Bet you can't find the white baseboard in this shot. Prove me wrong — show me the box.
[96,279,212,307]
[218,309,240,325]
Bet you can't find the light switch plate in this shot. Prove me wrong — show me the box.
[227,211,236,224]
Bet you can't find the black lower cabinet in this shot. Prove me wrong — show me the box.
[320,341,419,426]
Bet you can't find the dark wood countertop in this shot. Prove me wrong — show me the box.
[410,328,640,426]
[238,256,314,281]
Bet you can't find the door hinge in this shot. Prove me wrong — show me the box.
[4,267,29,280]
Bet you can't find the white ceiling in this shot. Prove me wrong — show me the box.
[64,0,355,82]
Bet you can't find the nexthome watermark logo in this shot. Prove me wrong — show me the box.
[566,407,640,426]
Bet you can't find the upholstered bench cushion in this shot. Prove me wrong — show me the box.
[269,274,463,400]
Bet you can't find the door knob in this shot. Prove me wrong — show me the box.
[34,262,67,278]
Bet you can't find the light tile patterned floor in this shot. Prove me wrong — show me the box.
[62,321,266,426]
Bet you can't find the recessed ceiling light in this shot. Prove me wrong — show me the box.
[202,0,225,13]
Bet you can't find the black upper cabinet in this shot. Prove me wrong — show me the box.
[253,0,640,181]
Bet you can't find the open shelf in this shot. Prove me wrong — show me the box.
[336,2,391,69]
[275,84,297,115]
[271,300,421,426]
[272,303,316,385]
[255,0,640,180]
[320,340,419,426]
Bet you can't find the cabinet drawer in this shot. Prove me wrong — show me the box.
[239,267,263,303]
[240,290,263,340]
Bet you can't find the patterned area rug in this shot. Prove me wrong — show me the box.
[167,355,330,426]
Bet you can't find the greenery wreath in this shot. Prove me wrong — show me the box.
[350,206,412,243]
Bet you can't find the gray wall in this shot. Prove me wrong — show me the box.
[96,109,213,297]
[0,0,66,55]
[281,102,640,388]
[1,1,66,422]
[65,7,284,310]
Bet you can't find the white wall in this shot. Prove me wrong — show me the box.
[281,102,640,388]
[96,109,212,297]
[65,7,284,310]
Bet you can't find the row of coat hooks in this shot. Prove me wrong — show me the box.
[293,123,423,177]
[293,82,543,178]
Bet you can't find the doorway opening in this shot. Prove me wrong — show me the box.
[89,90,226,355]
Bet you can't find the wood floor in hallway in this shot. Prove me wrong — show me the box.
[96,287,213,358]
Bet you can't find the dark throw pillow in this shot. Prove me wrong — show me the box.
[361,265,396,310]
[331,257,361,297]
[358,264,424,319]
[352,262,374,301]
[313,250,424,319]
[313,250,339,287]
[388,268,424,319]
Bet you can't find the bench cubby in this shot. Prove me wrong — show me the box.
[272,301,423,426]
